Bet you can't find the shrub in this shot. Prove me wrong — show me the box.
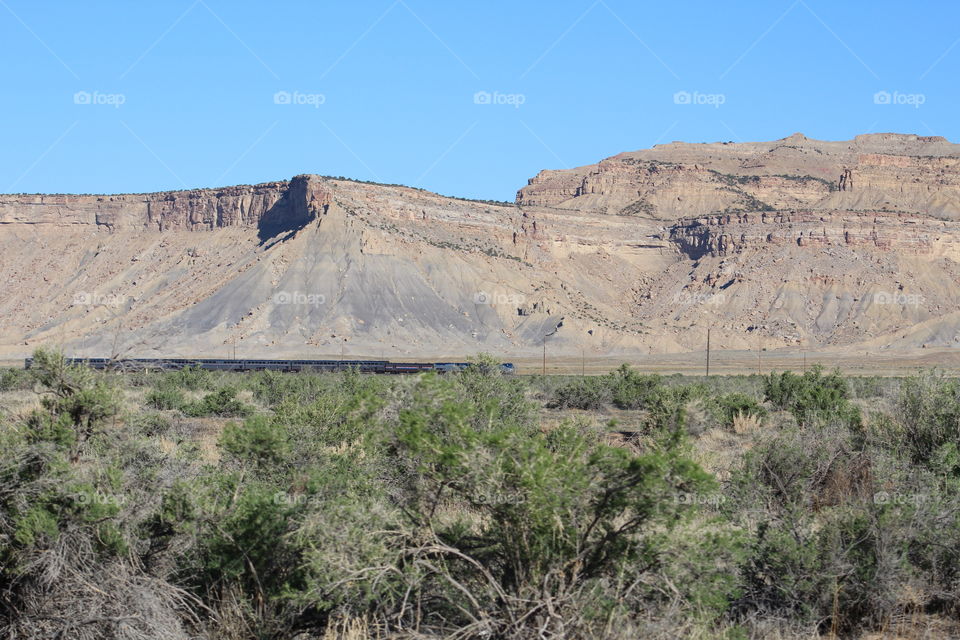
[23,349,120,459]
[764,366,860,427]
[129,411,172,437]
[183,387,252,418]
[247,369,326,406]
[548,365,663,411]
[0,368,32,391]
[452,354,537,431]
[548,375,612,410]
[145,386,185,411]
[610,365,662,409]
[377,374,728,636]
[717,392,767,429]
[894,371,960,466]
[0,350,189,640]
[164,365,216,391]
[220,415,289,468]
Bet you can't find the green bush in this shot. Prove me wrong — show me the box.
[548,375,612,409]
[764,366,860,427]
[247,368,326,406]
[145,386,185,411]
[129,411,172,437]
[182,387,252,418]
[610,365,662,409]
[0,367,32,391]
[378,374,730,636]
[452,354,537,431]
[22,349,120,459]
[548,365,663,411]
[220,415,289,467]
[163,365,217,391]
[717,392,767,428]
[894,371,960,466]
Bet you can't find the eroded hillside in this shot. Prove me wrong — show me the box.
[3,133,960,362]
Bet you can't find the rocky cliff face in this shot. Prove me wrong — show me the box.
[517,133,960,221]
[668,211,960,259]
[3,133,960,363]
[0,175,331,232]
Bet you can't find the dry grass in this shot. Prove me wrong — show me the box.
[321,617,375,640]
[732,410,764,435]
[0,389,42,419]
[691,427,742,480]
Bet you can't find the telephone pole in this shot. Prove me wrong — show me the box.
[542,335,547,376]
[542,320,563,377]
[705,328,711,377]
[757,335,762,376]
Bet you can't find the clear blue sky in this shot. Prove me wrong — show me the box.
[2,0,957,200]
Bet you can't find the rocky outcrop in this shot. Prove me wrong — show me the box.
[669,211,960,259]
[517,133,960,221]
[0,175,332,233]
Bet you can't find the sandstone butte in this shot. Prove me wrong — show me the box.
[3,132,960,372]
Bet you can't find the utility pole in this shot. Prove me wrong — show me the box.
[542,320,562,377]
[542,335,547,376]
[581,347,585,377]
[705,328,711,377]
[757,334,762,376]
